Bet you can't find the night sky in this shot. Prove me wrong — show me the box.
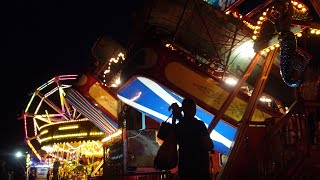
[1,0,141,168]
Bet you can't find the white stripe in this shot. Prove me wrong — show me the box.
[118,94,174,123]
[119,94,232,148]
[137,77,201,120]
[210,130,232,148]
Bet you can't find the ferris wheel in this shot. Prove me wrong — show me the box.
[22,75,86,159]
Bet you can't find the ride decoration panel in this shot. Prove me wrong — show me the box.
[117,76,236,155]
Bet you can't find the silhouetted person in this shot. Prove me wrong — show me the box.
[28,169,36,180]
[52,158,60,180]
[170,98,214,180]
[0,160,9,180]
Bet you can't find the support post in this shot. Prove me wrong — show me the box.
[208,52,262,133]
[217,48,278,179]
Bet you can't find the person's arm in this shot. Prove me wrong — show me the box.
[200,122,214,150]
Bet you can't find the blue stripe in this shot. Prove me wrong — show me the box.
[117,77,238,154]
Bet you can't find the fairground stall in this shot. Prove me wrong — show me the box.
[22,75,106,180]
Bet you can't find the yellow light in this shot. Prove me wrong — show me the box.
[292,1,298,6]
[102,130,122,143]
[310,29,316,34]
[40,130,48,135]
[252,35,257,40]
[259,16,264,21]
[275,43,280,48]
[296,32,302,37]
[265,48,270,52]
[59,125,79,130]
[260,50,266,55]
[257,21,261,24]
[225,11,230,15]
[316,30,320,35]
[297,4,302,9]
[302,7,307,12]
[270,46,275,50]
[262,12,267,16]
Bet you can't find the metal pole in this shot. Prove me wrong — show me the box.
[217,48,278,179]
[208,52,262,133]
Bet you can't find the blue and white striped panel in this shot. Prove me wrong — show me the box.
[65,88,118,135]
[117,76,237,155]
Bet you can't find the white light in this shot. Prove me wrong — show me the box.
[115,78,121,85]
[16,151,23,158]
[225,77,238,86]
[260,96,272,102]
[236,40,256,59]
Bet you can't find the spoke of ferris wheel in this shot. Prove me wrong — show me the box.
[37,92,70,121]
[57,82,72,117]
[26,140,42,161]
[25,92,37,113]
[33,97,44,115]
[45,110,51,123]
[34,115,51,124]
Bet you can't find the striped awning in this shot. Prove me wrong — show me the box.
[65,88,118,135]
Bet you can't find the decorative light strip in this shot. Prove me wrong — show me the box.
[40,130,48,135]
[291,0,308,15]
[27,140,42,160]
[89,132,105,136]
[58,125,79,130]
[39,118,88,130]
[53,133,88,139]
[101,130,122,143]
[224,0,309,41]
[39,133,89,143]
[102,52,126,86]
[260,30,302,55]
[309,28,320,35]
[39,136,53,143]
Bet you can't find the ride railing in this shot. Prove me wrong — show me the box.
[257,99,320,178]
[122,171,173,180]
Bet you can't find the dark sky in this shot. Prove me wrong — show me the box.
[1,0,141,166]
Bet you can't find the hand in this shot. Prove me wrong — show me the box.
[169,103,182,119]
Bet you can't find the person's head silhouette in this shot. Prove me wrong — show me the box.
[182,98,196,119]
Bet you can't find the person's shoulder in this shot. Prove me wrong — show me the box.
[193,118,205,124]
